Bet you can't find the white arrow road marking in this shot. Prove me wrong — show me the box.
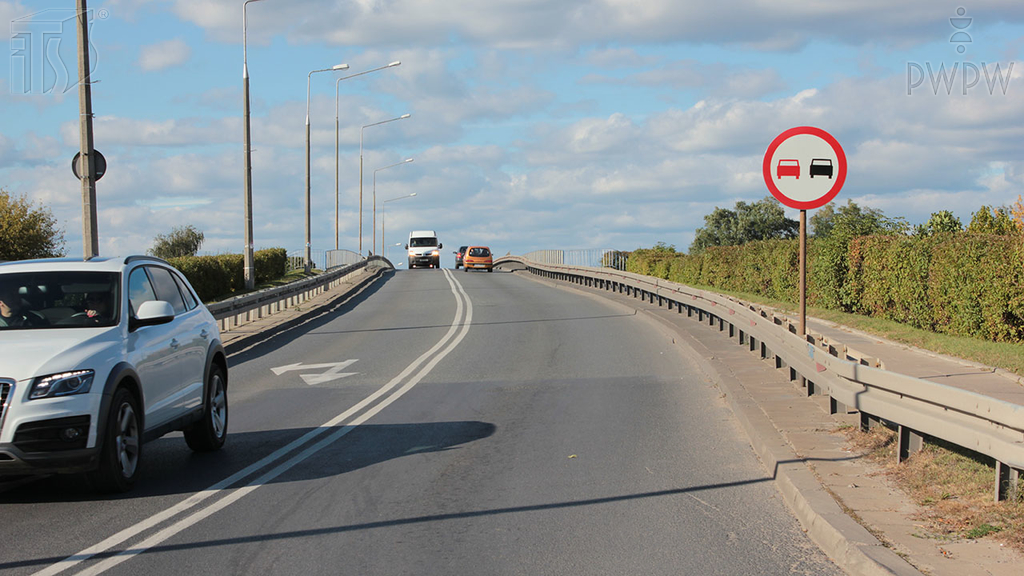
[270,361,353,375]
[270,360,359,385]
[300,360,359,385]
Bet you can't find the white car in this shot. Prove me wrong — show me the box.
[0,256,228,492]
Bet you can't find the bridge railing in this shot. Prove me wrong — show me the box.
[207,255,389,332]
[522,249,629,270]
[498,255,1024,502]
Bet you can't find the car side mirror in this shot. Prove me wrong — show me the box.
[404,244,408,250]
[131,300,174,331]
[439,243,443,249]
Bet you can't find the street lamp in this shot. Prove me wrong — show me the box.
[373,159,413,254]
[305,62,349,272]
[381,191,417,257]
[386,242,402,260]
[334,61,402,250]
[242,0,266,289]
[359,113,410,253]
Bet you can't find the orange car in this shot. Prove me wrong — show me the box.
[462,246,493,272]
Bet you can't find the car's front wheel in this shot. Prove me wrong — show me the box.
[184,363,228,452]
[88,387,142,493]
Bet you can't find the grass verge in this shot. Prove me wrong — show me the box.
[843,426,1024,552]
[677,283,1024,377]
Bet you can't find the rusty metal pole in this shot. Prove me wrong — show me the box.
[76,0,98,258]
[799,209,807,336]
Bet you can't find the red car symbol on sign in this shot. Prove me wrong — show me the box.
[776,159,800,179]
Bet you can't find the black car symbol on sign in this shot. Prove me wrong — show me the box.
[809,158,833,179]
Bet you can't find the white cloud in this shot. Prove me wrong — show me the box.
[138,38,191,72]
[167,0,1024,50]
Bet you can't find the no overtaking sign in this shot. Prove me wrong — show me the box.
[762,126,846,210]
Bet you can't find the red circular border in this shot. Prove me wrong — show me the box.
[762,126,846,210]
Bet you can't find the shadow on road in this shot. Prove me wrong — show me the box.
[0,453,862,571]
[0,421,497,507]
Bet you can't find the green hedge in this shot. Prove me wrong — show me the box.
[168,248,288,302]
[626,233,1024,343]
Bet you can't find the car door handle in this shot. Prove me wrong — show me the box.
[169,338,180,349]
[200,329,209,339]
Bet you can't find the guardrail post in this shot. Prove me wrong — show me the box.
[897,425,924,463]
[859,413,880,432]
[995,462,1021,502]
[829,396,853,415]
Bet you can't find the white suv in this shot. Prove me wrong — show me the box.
[0,256,228,492]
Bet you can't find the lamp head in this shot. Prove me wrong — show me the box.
[400,114,411,119]
[333,64,350,70]
[388,61,402,67]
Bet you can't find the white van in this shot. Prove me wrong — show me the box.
[406,230,442,268]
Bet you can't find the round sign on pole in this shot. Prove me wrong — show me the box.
[72,150,107,182]
[762,127,846,210]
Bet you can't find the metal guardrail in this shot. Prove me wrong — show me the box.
[207,256,389,332]
[522,249,629,270]
[285,249,364,272]
[498,255,1024,502]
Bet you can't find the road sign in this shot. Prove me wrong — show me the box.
[72,150,107,182]
[762,126,846,210]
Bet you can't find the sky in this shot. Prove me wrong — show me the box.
[2,1,1023,265]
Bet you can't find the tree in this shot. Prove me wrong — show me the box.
[0,188,66,261]
[149,225,205,259]
[690,196,798,253]
[914,210,963,236]
[1008,195,1024,233]
[809,200,898,239]
[966,205,1017,235]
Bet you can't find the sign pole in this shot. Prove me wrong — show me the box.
[799,209,806,336]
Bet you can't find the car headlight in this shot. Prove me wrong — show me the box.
[29,370,95,400]
[408,250,416,256]
[431,250,439,256]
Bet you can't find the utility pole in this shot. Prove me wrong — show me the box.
[76,0,98,258]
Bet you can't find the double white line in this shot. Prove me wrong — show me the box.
[39,269,473,576]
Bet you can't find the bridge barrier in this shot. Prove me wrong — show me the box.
[207,255,390,333]
[521,249,629,270]
[496,255,1024,502]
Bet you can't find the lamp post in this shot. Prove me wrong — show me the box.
[373,159,413,254]
[359,113,410,254]
[305,63,349,272]
[334,61,401,249]
[241,0,265,289]
[381,191,417,257]
[386,242,402,261]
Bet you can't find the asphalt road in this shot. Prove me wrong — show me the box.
[0,268,842,575]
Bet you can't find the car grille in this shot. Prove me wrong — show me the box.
[0,380,12,435]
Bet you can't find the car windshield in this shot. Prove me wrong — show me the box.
[0,271,120,330]
[410,237,438,247]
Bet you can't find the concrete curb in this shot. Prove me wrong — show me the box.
[223,267,389,356]
[518,270,922,576]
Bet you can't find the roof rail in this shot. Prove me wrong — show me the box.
[124,255,172,266]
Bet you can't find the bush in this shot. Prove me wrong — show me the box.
[168,248,286,302]
[625,233,1024,344]
[254,248,287,282]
